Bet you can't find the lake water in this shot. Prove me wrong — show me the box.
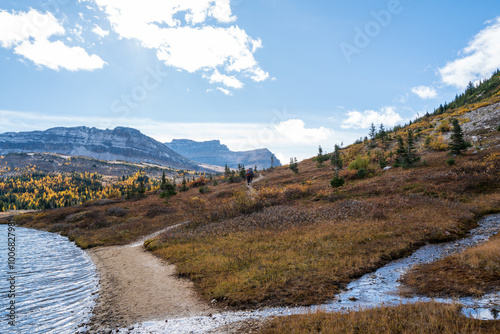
[0,224,98,334]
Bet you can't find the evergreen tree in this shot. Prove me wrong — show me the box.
[394,130,420,168]
[330,144,343,170]
[449,119,468,155]
[160,171,167,190]
[271,155,274,169]
[369,123,377,141]
[394,136,406,168]
[378,124,386,141]
[317,145,326,167]
[289,157,298,173]
[239,164,246,179]
[180,176,188,192]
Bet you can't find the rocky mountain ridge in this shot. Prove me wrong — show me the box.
[165,139,282,169]
[0,126,217,172]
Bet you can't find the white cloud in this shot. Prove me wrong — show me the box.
[274,119,333,144]
[0,9,105,71]
[217,87,232,95]
[92,0,268,88]
[439,17,500,88]
[341,106,404,129]
[14,39,106,71]
[0,110,342,162]
[92,24,109,38]
[205,69,243,89]
[411,86,437,99]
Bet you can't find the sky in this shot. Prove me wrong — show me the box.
[0,0,500,164]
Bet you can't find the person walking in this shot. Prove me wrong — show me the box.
[246,168,254,185]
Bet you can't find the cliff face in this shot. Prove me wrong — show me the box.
[0,127,212,171]
[165,139,282,169]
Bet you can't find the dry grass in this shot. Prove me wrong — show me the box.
[147,192,480,308]
[401,234,500,297]
[261,302,500,334]
[3,195,185,249]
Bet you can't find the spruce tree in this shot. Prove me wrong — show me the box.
[449,119,468,155]
[160,171,167,190]
[405,129,420,166]
[330,144,343,170]
[394,130,420,168]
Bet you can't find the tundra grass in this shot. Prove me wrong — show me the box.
[401,234,500,297]
[260,302,500,334]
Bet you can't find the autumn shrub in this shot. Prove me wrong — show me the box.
[438,120,451,132]
[145,205,176,218]
[281,184,313,201]
[428,135,448,151]
[199,186,210,194]
[189,176,207,187]
[348,156,370,170]
[106,207,129,217]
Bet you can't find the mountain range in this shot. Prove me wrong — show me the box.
[0,126,280,172]
[0,126,213,171]
[165,139,281,170]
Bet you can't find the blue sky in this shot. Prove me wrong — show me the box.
[0,0,499,163]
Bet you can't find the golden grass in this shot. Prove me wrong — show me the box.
[261,302,500,334]
[401,234,500,297]
[148,190,481,308]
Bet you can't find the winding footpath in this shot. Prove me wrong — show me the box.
[85,223,214,333]
[108,214,500,334]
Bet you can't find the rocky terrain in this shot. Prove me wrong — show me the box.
[0,127,218,172]
[165,139,281,169]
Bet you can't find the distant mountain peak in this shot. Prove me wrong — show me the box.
[165,139,281,169]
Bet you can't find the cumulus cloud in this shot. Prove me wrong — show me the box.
[92,0,268,88]
[341,106,404,129]
[274,119,333,143]
[204,70,243,89]
[439,17,500,88]
[217,87,232,95]
[0,9,105,71]
[411,86,438,99]
[92,25,109,38]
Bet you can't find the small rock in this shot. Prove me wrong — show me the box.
[383,166,392,171]
[103,329,112,334]
[348,297,358,301]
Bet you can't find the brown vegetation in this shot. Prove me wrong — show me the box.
[261,302,500,334]
[401,234,500,297]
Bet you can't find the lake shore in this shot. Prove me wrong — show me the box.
[85,238,214,333]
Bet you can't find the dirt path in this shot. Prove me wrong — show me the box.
[247,173,264,198]
[85,225,214,332]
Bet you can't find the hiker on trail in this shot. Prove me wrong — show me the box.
[246,168,254,185]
